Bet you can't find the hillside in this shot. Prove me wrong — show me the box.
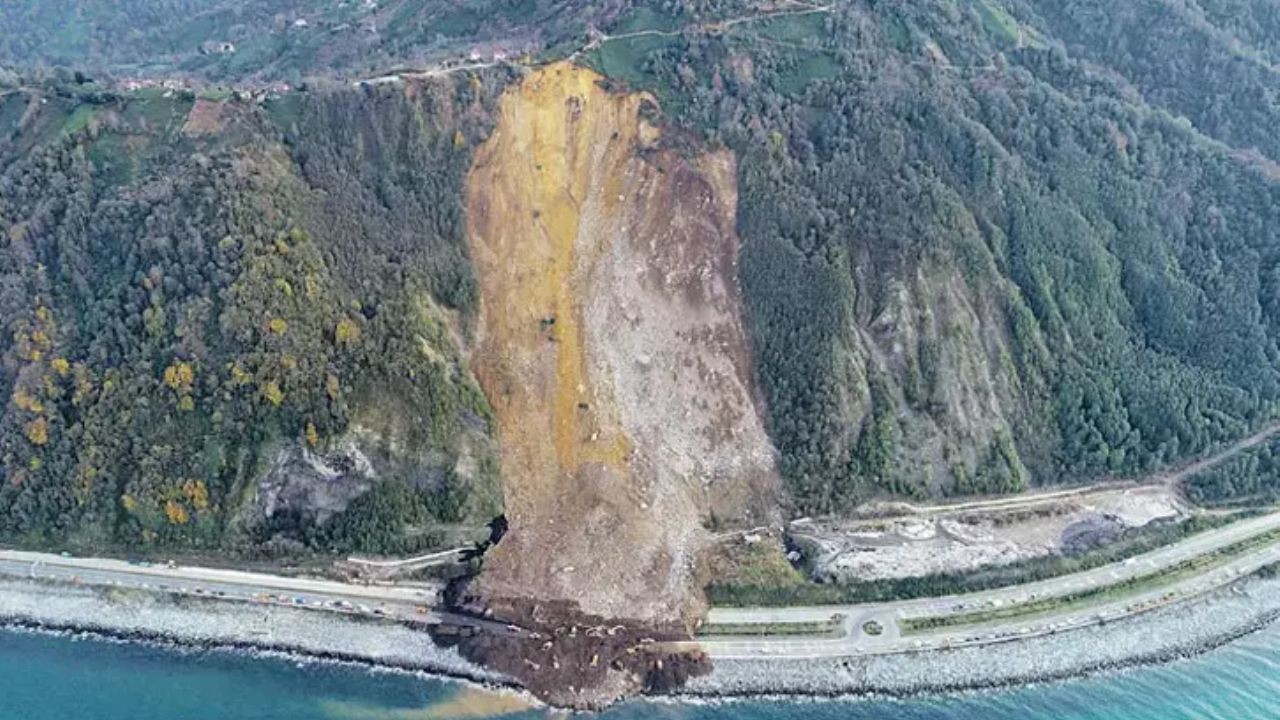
[6,0,1280,702]
[571,0,1280,514]
[0,0,614,83]
[8,0,1280,707]
[0,74,514,555]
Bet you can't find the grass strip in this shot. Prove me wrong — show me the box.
[696,618,841,638]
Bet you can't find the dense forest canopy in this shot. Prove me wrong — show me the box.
[0,74,511,553]
[4,0,1280,550]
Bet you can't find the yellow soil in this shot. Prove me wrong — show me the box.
[466,62,778,625]
[471,63,636,474]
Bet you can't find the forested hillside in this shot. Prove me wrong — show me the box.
[5,0,1280,551]
[0,73,511,553]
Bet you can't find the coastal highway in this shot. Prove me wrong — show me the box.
[5,510,1280,664]
[695,509,1280,659]
[0,549,477,628]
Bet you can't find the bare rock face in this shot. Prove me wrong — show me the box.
[457,63,779,703]
[243,440,376,531]
[247,440,373,525]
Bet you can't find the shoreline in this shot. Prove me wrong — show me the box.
[0,579,513,692]
[0,616,519,694]
[3,575,1280,708]
[685,576,1280,701]
[683,605,1280,703]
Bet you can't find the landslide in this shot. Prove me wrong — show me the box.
[461,61,778,644]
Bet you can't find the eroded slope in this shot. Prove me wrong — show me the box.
[465,63,778,628]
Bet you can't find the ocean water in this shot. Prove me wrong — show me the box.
[2,624,1279,720]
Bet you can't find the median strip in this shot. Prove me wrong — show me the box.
[696,616,844,638]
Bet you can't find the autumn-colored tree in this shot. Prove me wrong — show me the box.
[24,417,49,446]
[229,362,252,386]
[268,317,288,335]
[163,361,195,392]
[306,421,320,447]
[12,388,43,413]
[165,499,190,525]
[262,380,285,406]
[182,479,209,511]
[72,363,94,405]
[335,317,361,345]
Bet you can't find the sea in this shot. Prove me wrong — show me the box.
[2,622,1279,720]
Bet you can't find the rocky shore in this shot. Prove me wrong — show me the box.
[0,578,511,690]
[4,573,1280,707]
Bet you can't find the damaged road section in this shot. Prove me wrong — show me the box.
[431,596,710,709]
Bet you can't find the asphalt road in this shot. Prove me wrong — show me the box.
[695,510,1280,659]
[0,549,483,628]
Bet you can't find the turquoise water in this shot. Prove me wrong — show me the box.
[2,624,1279,719]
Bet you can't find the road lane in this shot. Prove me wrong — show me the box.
[710,509,1280,627]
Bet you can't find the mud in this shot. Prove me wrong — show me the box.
[433,585,710,709]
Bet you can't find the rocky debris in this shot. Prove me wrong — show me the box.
[1060,514,1126,555]
[465,61,777,638]
[432,586,709,709]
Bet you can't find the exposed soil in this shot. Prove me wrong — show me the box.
[456,60,775,707]
[464,61,778,630]
[181,98,231,135]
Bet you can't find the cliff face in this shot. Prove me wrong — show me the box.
[464,63,779,627]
